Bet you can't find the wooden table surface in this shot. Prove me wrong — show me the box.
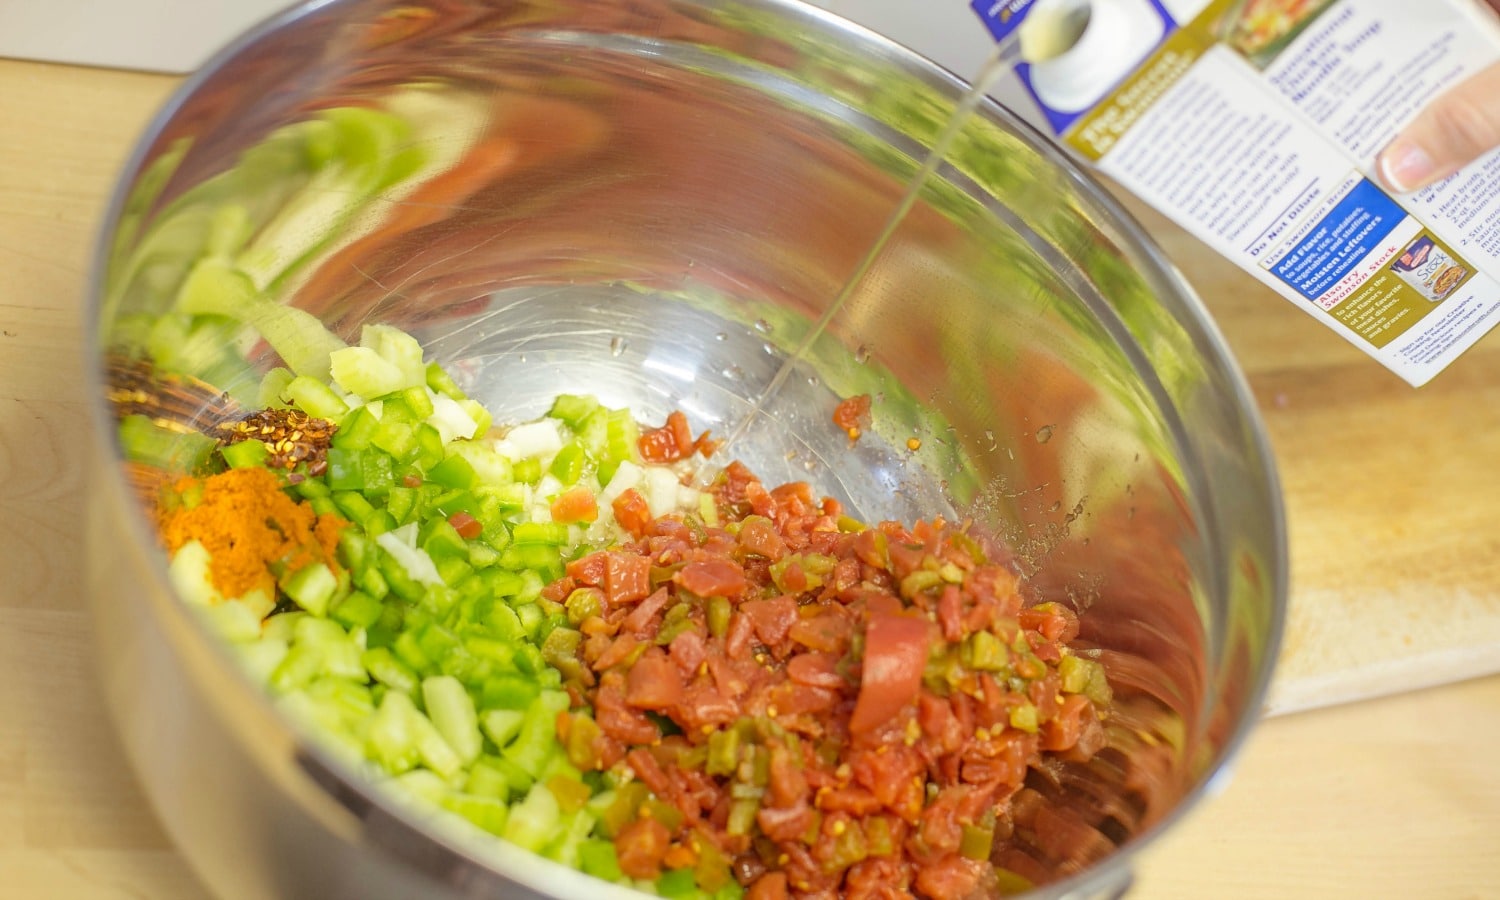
[1,57,1498,898]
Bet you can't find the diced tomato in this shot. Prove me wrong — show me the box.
[785,652,845,689]
[567,550,608,587]
[832,393,871,439]
[605,552,652,605]
[550,485,598,524]
[447,511,482,540]
[626,649,684,710]
[767,743,809,807]
[817,786,883,816]
[937,584,964,643]
[540,575,576,603]
[917,691,965,755]
[667,410,695,455]
[595,673,661,745]
[612,488,653,538]
[622,587,671,637]
[675,558,747,598]
[674,682,739,732]
[724,611,755,660]
[1039,692,1091,752]
[639,427,684,463]
[615,816,672,880]
[626,746,675,797]
[770,681,839,716]
[668,629,707,676]
[592,633,641,672]
[787,609,852,654]
[851,745,925,821]
[756,799,814,842]
[912,855,988,900]
[638,411,696,463]
[916,788,967,856]
[737,516,787,560]
[849,612,929,735]
[740,595,797,647]
[1020,603,1079,643]
[746,872,789,900]
[845,858,913,900]
[886,542,927,579]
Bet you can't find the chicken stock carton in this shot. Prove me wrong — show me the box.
[972,0,1500,386]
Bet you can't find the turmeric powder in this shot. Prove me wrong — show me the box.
[158,466,345,600]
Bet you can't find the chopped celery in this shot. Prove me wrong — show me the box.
[363,646,419,695]
[330,345,410,400]
[427,454,477,490]
[441,792,510,836]
[175,258,345,378]
[280,562,339,617]
[423,675,482,766]
[118,415,215,472]
[167,540,222,607]
[501,782,560,853]
[429,393,481,442]
[548,394,599,429]
[481,708,526,748]
[425,361,466,400]
[283,375,349,420]
[503,690,570,777]
[257,367,296,409]
[360,324,426,389]
[219,438,269,469]
[333,405,379,451]
[579,838,624,882]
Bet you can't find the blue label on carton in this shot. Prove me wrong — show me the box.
[1272,179,1405,301]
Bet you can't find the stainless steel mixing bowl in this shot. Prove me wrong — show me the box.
[85,0,1286,897]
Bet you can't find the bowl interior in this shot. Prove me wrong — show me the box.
[90,0,1285,895]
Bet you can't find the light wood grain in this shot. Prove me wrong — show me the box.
[1118,195,1500,713]
[1,56,1498,899]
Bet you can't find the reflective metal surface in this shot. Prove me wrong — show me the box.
[85,0,1286,897]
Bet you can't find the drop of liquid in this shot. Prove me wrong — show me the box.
[1049,500,1062,512]
[762,342,778,356]
[753,319,773,335]
[806,373,821,387]
[714,332,727,342]
[609,336,628,357]
[854,345,871,364]
[1035,425,1054,443]
[722,365,744,381]
[517,352,528,364]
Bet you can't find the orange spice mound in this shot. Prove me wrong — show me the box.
[158,466,344,600]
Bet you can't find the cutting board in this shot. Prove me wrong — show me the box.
[1114,193,1500,716]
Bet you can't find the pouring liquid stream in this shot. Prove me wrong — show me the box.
[691,5,1089,487]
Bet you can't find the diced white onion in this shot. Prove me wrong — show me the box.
[502,420,564,460]
[376,528,444,585]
